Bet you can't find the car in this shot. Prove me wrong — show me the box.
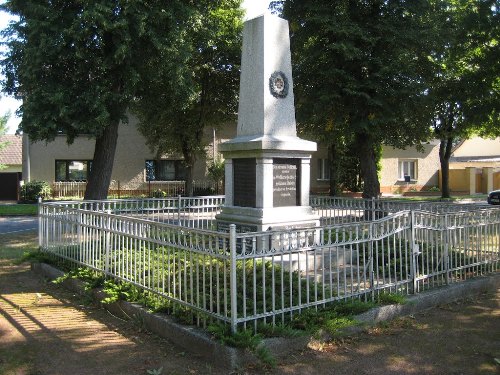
[487,189,500,205]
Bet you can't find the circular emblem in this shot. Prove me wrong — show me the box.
[269,71,289,99]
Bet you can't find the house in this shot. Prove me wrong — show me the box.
[0,134,23,200]
[23,117,446,197]
[443,137,500,194]
[23,116,235,197]
[312,141,441,195]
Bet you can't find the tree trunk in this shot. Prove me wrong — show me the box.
[185,165,194,197]
[355,132,381,199]
[84,121,119,200]
[328,142,341,196]
[439,137,453,199]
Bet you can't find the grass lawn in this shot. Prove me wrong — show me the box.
[0,204,38,216]
[0,231,38,262]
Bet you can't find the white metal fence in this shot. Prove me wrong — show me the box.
[39,196,499,332]
[52,180,223,199]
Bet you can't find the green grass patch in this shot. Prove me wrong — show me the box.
[0,232,39,262]
[0,203,38,216]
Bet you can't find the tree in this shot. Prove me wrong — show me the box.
[0,112,10,170]
[132,0,243,196]
[426,0,499,198]
[281,0,434,198]
[0,1,194,200]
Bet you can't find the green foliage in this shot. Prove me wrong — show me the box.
[207,324,276,367]
[147,368,163,375]
[284,0,433,198]
[207,158,225,185]
[377,292,406,305]
[101,280,141,304]
[289,299,375,336]
[133,0,243,196]
[0,1,220,199]
[421,0,499,198]
[0,112,10,171]
[53,267,105,291]
[18,250,53,265]
[151,189,167,198]
[0,203,38,216]
[19,181,51,203]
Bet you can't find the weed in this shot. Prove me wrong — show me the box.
[147,367,163,375]
[377,292,406,305]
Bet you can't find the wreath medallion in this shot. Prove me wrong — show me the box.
[269,71,289,99]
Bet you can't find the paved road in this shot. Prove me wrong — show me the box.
[0,216,38,235]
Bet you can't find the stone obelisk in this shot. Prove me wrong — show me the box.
[216,12,318,232]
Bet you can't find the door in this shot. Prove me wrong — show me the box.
[0,172,21,200]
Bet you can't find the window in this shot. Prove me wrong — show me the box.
[55,160,92,181]
[317,158,330,181]
[145,160,187,181]
[398,160,417,180]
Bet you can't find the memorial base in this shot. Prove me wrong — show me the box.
[216,206,319,233]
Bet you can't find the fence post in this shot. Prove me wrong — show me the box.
[229,224,237,334]
[368,220,375,301]
[444,214,450,285]
[77,211,83,263]
[104,210,111,275]
[38,197,43,248]
[177,195,182,226]
[371,197,376,221]
[410,210,418,294]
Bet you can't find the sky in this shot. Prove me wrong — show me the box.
[0,1,273,134]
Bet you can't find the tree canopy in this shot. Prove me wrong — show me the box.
[0,112,9,170]
[0,0,197,199]
[282,0,433,198]
[132,0,243,196]
[425,0,499,197]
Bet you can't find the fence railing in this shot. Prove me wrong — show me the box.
[51,180,223,199]
[309,195,492,225]
[38,197,499,333]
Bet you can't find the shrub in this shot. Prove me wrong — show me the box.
[152,189,167,198]
[20,180,51,202]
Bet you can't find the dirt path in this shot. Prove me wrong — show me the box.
[0,233,224,375]
[1,232,499,375]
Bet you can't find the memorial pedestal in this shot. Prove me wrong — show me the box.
[216,13,319,236]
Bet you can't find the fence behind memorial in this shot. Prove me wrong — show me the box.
[39,197,499,332]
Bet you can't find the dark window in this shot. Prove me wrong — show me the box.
[145,160,187,181]
[55,160,92,181]
[317,158,330,181]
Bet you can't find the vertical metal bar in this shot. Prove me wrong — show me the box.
[229,224,237,334]
[410,210,417,294]
[444,214,450,285]
[368,220,375,301]
[104,212,111,275]
[38,198,43,248]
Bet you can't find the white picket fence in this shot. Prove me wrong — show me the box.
[39,196,500,332]
[52,180,223,199]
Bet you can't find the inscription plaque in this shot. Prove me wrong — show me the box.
[233,158,256,207]
[273,158,300,207]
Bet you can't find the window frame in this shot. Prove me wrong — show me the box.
[317,158,330,181]
[398,159,418,181]
[55,160,93,182]
[145,159,187,182]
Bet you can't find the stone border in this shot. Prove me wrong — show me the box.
[31,263,499,368]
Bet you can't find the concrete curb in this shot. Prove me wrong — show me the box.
[31,263,499,368]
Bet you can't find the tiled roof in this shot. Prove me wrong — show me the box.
[0,134,22,165]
